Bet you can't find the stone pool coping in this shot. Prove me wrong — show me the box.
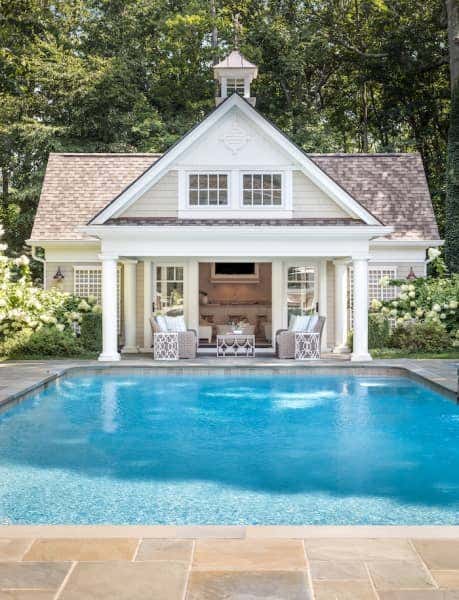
[0,357,457,411]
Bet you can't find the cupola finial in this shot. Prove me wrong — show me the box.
[233,13,242,50]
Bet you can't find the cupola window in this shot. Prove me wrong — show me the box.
[227,78,245,95]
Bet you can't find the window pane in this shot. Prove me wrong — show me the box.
[219,190,228,204]
[209,174,218,188]
[199,189,208,204]
[167,267,174,280]
[176,267,184,280]
[243,190,252,205]
[189,174,198,188]
[273,189,282,205]
[262,190,272,204]
[262,174,272,189]
[189,190,198,205]
[243,174,252,189]
[199,174,208,187]
[253,190,262,205]
[209,190,218,205]
[253,174,262,189]
[219,174,227,188]
[273,174,282,188]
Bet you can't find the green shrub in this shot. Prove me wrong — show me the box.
[0,327,86,359]
[79,312,102,352]
[368,314,390,349]
[389,321,451,353]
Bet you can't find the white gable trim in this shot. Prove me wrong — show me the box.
[91,95,381,225]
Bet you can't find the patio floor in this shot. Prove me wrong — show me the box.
[1,533,459,598]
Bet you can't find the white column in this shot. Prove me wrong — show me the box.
[318,259,328,352]
[333,259,350,353]
[351,256,372,362]
[186,260,199,333]
[271,259,284,351]
[121,260,137,353]
[98,253,120,362]
[142,259,153,352]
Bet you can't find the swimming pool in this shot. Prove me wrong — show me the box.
[0,372,458,525]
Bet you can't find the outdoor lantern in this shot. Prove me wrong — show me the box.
[53,266,65,282]
[406,266,417,280]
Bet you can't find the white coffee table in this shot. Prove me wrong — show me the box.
[216,334,256,357]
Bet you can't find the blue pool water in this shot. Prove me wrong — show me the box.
[0,373,458,525]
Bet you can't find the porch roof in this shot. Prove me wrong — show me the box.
[105,217,365,226]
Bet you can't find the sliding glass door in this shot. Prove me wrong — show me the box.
[286,265,317,326]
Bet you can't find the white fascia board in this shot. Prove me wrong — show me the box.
[27,239,97,247]
[91,94,381,226]
[370,239,444,246]
[81,225,392,240]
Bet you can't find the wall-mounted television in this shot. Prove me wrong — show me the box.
[211,262,259,282]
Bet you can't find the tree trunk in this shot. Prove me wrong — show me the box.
[1,166,8,212]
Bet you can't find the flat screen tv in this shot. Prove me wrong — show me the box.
[211,262,259,281]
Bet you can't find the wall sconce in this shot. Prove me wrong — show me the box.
[406,266,417,280]
[53,266,65,282]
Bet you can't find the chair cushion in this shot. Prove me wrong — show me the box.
[292,315,311,332]
[165,315,187,332]
[155,315,168,332]
[307,315,319,332]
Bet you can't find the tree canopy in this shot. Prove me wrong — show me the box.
[0,0,450,255]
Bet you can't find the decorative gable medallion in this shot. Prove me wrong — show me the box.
[219,118,251,155]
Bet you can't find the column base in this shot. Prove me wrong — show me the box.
[98,352,121,362]
[333,345,350,354]
[139,347,153,353]
[350,352,372,362]
[121,346,138,354]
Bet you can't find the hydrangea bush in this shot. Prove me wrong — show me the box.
[0,229,102,356]
[370,250,459,349]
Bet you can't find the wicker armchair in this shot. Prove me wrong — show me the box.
[150,317,197,359]
[275,316,326,359]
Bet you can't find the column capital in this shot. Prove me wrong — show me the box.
[98,253,119,261]
[351,255,371,263]
[120,259,138,265]
[332,258,351,267]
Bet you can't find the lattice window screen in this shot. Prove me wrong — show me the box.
[348,266,397,327]
[74,266,121,333]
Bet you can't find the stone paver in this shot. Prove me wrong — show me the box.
[193,539,307,570]
[23,538,137,562]
[0,537,457,597]
[413,540,459,570]
[58,560,188,600]
[312,580,377,599]
[0,541,31,562]
[367,559,435,590]
[135,539,193,562]
[187,570,312,599]
[0,561,70,590]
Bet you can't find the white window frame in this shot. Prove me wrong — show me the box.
[226,78,245,95]
[239,171,286,209]
[186,171,230,209]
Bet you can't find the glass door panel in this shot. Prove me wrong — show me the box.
[155,265,184,316]
[286,265,317,326]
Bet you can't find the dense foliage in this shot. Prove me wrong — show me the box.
[369,250,459,351]
[0,0,451,258]
[445,79,459,272]
[0,227,101,357]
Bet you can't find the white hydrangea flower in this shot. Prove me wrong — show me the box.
[370,299,382,310]
[408,284,415,291]
[14,255,30,267]
[379,276,390,287]
[440,313,446,320]
[400,284,409,292]
[0,243,7,252]
[428,247,441,261]
[390,309,398,317]
[432,303,441,312]
[415,308,424,317]
[396,317,404,326]
[403,313,411,320]
[399,293,408,301]
[410,301,416,307]
[450,300,458,310]
[78,300,91,312]
[408,291,416,298]
[392,301,398,307]
[56,323,65,332]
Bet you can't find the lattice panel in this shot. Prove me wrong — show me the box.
[294,332,320,360]
[216,334,255,357]
[153,332,179,360]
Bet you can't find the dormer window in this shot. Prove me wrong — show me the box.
[227,78,245,95]
[189,173,228,206]
[242,173,282,206]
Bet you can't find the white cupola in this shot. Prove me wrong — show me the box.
[213,50,258,106]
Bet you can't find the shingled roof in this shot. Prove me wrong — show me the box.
[30,151,439,242]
